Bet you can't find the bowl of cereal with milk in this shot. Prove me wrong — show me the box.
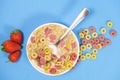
[26,23,79,76]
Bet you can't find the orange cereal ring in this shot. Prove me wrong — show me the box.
[89,39,94,44]
[94,38,100,44]
[105,39,111,45]
[93,44,99,49]
[99,35,105,41]
[110,30,117,37]
[82,39,87,45]
[100,42,105,47]
[89,26,96,32]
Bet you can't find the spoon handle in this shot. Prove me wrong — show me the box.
[59,8,89,41]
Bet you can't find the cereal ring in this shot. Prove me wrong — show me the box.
[100,42,106,47]
[110,30,117,37]
[91,53,97,60]
[84,29,89,35]
[50,34,56,43]
[51,54,57,60]
[44,54,52,61]
[101,28,106,34]
[89,39,94,44]
[86,43,92,49]
[85,52,91,59]
[80,55,86,60]
[99,35,105,41]
[40,58,46,65]
[89,26,96,32]
[39,51,45,57]
[92,32,98,38]
[71,41,77,49]
[70,53,77,61]
[93,44,99,49]
[43,63,51,69]
[94,38,100,44]
[107,21,113,28]
[65,61,73,69]
[31,52,38,59]
[45,27,52,37]
[97,43,102,49]
[85,34,91,40]
[79,32,85,38]
[50,68,56,74]
[82,39,87,45]
[30,36,35,43]
[44,47,51,55]
[105,39,111,45]
[80,45,86,51]
[92,48,98,54]
[79,51,82,56]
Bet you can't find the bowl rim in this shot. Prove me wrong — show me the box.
[26,23,80,76]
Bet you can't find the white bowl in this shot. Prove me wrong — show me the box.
[26,23,80,76]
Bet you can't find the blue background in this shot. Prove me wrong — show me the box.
[0,0,120,80]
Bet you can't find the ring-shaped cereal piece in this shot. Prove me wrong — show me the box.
[80,55,86,60]
[40,37,46,43]
[82,39,87,45]
[84,29,89,35]
[92,32,98,38]
[79,51,83,56]
[100,42,106,47]
[85,52,91,59]
[86,43,92,49]
[89,39,94,44]
[105,39,111,45]
[89,26,96,32]
[31,52,38,59]
[44,46,51,55]
[85,34,91,40]
[101,28,107,34]
[79,32,85,38]
[107,21,113,28]
[110,30,117,37]
[99,35,105,41]
[80,45,87,51]
[94,38,100,44]
[92,48,98,54]
[97,43,102,49]
[91,53,97,60]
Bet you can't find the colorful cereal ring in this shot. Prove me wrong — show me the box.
[50,68,56,74]
[99,35,105,41]
[110,30,117,37]
[105,39,111,45]
[107,21,113,28]
[82,39,87,45]
[89,26,96,32]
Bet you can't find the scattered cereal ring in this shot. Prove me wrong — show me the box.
[99,35,105,41]
[60,55,66,60]
[85,34,91,40]
[105,39,111,45]
[93,44,99,49]
[85,52,91,59]
[110,30,117,37]
[40,58,46,65]
[92,48,98,54]
[84,29,89,35]
[97,43,102,49]
[86,43,92,49]
[101,28,106,34]
[82,39,87,45]
[94,38,100,44]
[107,21,113,28]
[70,53,77,61]
[89,26,96,32]
[79,32,85,38]
[80,55,86,60]
[80,45,86,51]
[91,53,97,60]
[100,42,106,47]
[92,32,98,38]
[89,39,94,44]
[50,68,56,74]
[31,52,38,59]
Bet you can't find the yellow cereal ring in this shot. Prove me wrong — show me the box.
[92,32,98,38]
[79,32,85,38]
[91,53,97,60]
[44,47,51,55]
[44,54,52,61]
[79,51,83,56]
[86,43,92,49]
[80,45,86,51]
[107,21,113,28]
[80,55,86,60]
[85,52,91,59]
[66,42,71,48]
[101,28,106,34]
[97,43,102,49]
[85,34,91,40]
[31,52,38,59]
[92,49,98,54]
[66,61,73,69]
[43,63,50,69]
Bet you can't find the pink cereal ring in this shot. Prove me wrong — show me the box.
[51,54,57,60]
[71,41,77,49]
[105,39,111,45]
[30,36,35,43]
[93,44,99,49]
[45,27,52,37]
[110,30,117,37]
[70,53,77,61]
[100,42,105,47]
[94,38,100,44]
[99,35,105,41]
[39,51,45,57]
[40,58,46,65]
[50,68,56,74]
[82,39,87,45]
[89,26,96,32]
[50,34,56,43]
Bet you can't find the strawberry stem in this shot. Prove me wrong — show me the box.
[1,45,5,52]
[12,30,18,34]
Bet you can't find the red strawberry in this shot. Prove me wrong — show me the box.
[9,50,21,62]
[10,30,23,44]
[1,40,21,53]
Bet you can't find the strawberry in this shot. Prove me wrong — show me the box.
[1,40,21,53]
[9,50,21,62]
[10,30,23,44]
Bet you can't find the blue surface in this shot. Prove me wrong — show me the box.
[0,0,120,80]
